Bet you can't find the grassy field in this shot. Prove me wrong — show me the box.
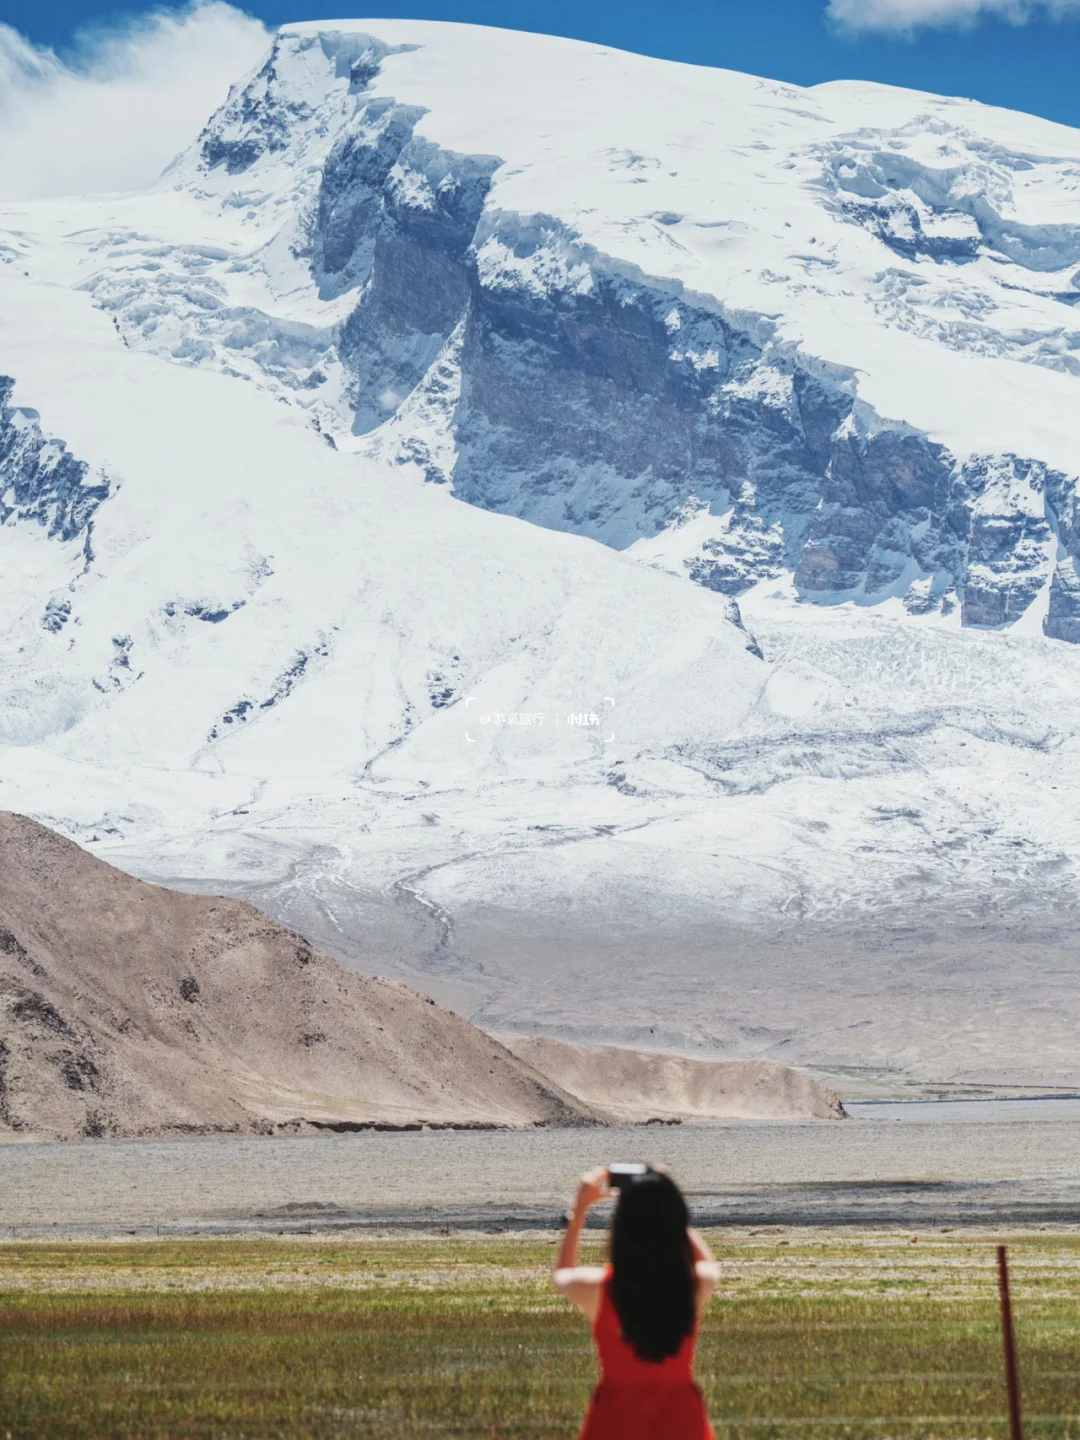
[2,1228,1080,1438]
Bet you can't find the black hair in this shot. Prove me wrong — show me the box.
[609,1169,696,1363]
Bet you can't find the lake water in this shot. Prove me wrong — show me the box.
[4,1098,1080,1236]
[847,1096,1080,1123]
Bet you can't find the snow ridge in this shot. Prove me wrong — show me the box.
[110,25,1080,640]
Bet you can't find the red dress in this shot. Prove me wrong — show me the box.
[579,1272,715,1440]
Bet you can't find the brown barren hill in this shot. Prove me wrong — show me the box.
[501,1035,846,1123]
[0,813,595,1140]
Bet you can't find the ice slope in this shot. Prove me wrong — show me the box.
[3,22,1080,1085]
[167,21,1080,455]
[73,18,1080,633]
[0,263,764,767]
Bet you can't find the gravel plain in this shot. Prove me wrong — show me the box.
[5,1099,1080,1235]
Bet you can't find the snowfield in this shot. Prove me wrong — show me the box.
[2,20,1080,1085]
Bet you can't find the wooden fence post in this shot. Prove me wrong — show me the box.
[997,1244,1024,1440]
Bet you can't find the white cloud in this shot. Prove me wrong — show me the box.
[0,3,270,202]
[828,0,1080,33]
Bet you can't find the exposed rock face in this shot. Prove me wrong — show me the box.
[0,813,596,1140]
[500,1034,847,1123]
[154,29,1080,638]
[0,376,109,543]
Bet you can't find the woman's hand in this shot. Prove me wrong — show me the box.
[573,1166,612,1215]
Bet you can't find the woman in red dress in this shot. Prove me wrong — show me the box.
[553,1165,720,1440]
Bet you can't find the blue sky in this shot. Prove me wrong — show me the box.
[5,0,1080,129]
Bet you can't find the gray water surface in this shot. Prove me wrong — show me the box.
[846,1096,1080,1124]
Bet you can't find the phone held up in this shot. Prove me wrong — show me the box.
[607,1162,650,1190]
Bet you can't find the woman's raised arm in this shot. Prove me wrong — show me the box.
[689,1226,721,1313]
[552,1167,610,1321]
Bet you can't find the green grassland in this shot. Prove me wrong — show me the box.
[2,1229,1080,1438]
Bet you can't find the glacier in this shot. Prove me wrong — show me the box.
[1,20,1080,1087]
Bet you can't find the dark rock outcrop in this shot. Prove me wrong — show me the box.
[0,377,109,541]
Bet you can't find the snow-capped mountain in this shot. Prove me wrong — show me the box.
[2,21,1080,1085]
[126,22,1080,628]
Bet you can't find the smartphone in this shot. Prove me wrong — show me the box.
[608,1162,649,1190]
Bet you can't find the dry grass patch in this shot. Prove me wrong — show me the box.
[2,1230,1080,1438]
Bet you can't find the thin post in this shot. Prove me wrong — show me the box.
[997,1244,1024,1440]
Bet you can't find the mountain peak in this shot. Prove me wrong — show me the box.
[3,23,1080,1081]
